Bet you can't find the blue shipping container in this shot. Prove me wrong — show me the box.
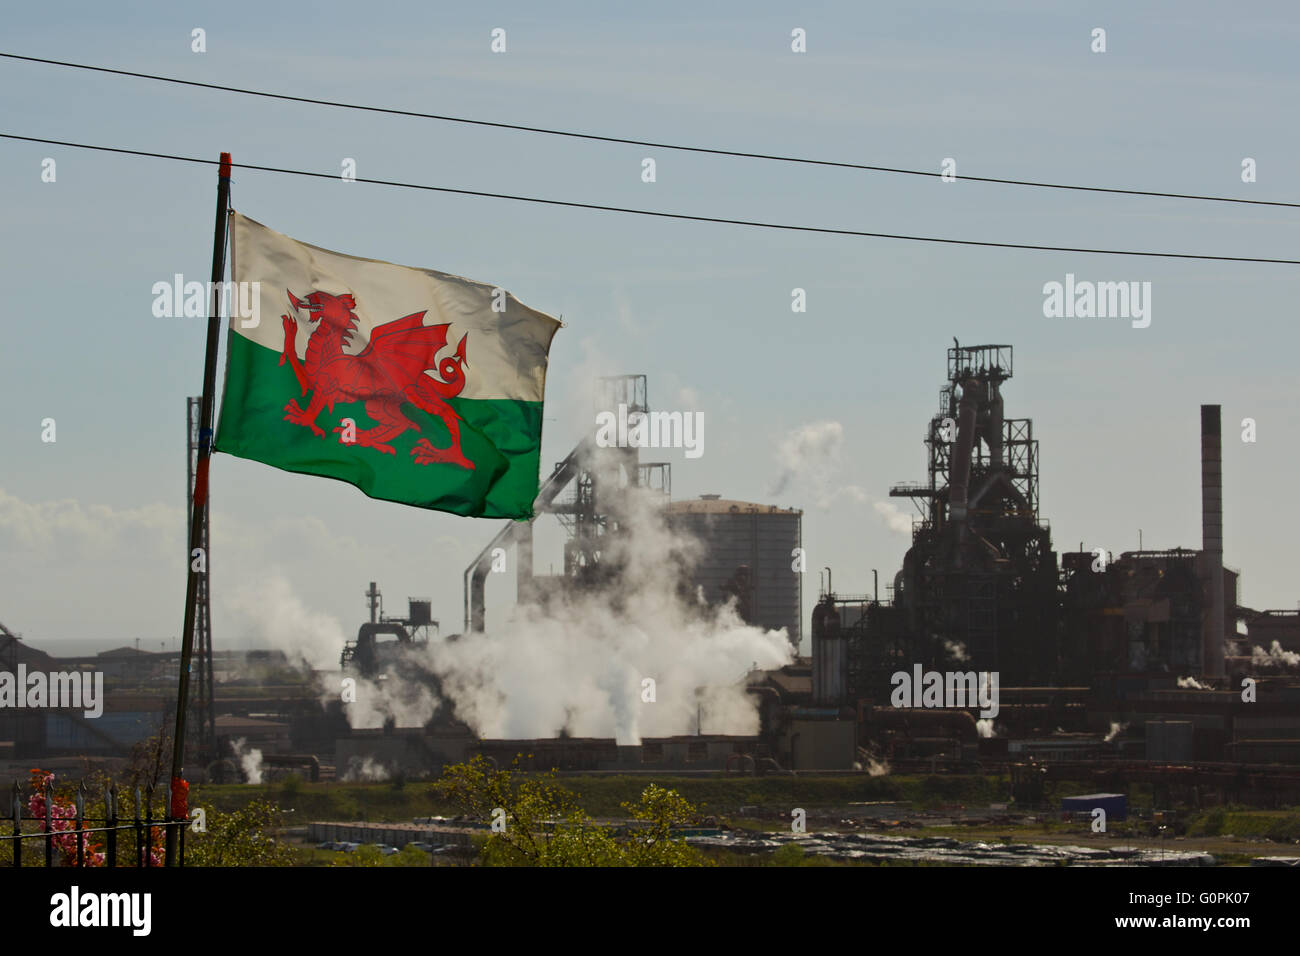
[1061,793,1127,822]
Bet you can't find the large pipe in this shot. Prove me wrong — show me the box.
[465,523,516,633]
[899,549,918,628]
[948,380,980,522]
[811,601,827,703]
[987,380,1004,468]
[517,524,534,605]
[464,437,595,632]
[1201,404,1225,679]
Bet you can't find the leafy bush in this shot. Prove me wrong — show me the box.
[1189,808,1226,837]
[185,798,298,866]
[330,844,386,867]
[433,756,711,867]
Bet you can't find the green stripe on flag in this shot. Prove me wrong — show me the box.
[215,334,542,518]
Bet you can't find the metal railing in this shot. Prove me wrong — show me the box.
[3,780,186,867]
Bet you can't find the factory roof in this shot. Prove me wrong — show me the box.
[0,638,57,671]
[98,646,157,658]
[665,497,801,515]
[214,714,289,733]
[762,669,813,698]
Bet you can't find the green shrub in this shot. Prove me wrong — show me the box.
[771,843,807,866]
[1190,808,1226,837]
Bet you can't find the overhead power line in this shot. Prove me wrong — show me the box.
[2,131,1296,265]
[2,51,1296,211]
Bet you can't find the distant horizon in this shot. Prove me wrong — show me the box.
[7,637,282,658]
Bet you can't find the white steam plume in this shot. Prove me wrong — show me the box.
[307,483,794,744]
[230,737,263,784]
[1177,676,1210,690]
[343,756,391,782]
[768,422,910,540]
[1104,721,1128,743]
[1251,640,1300,670]
[770,422,848,502]
[430,487,793,743]
[873,501,913,537]
[339,669,446,731]
[226,574,347,671]
[769,421,871,510]
[976,718,996,739]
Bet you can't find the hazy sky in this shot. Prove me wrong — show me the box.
[2,1,1297,656]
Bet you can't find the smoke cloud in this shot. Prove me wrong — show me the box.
[873,501,912,537]
[230,737,263,784]
[1251,640,1300,670]
[1176,675,1210,690]
[768,422,911,541]
[769,421,876,512]
[428,487,793,743]
[249,482,796,744]
[343,755,391,782]
[770,422,848,502]
[944,640,969,663]
[226,574,347,671]
[341,670,446,731]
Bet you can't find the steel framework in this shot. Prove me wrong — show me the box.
[185,397,215,758]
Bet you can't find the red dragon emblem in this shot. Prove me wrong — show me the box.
[277,289,474,469]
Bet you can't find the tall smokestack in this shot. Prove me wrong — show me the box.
[1201,405,1225,679]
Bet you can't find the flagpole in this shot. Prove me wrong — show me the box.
[166,151,232,865]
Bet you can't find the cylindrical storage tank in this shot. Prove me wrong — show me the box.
[665,498,803,648]
[825,610,846,704]
[811,600,846,705]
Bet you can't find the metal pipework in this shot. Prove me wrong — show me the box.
[464,437,594,632]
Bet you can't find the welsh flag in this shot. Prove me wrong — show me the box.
[214,212,562,518]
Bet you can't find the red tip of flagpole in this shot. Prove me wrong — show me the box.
[219,151,232,178]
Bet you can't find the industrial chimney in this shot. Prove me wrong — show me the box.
[1201,405,1225,679]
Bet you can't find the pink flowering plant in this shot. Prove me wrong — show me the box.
[26,768,163,866]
